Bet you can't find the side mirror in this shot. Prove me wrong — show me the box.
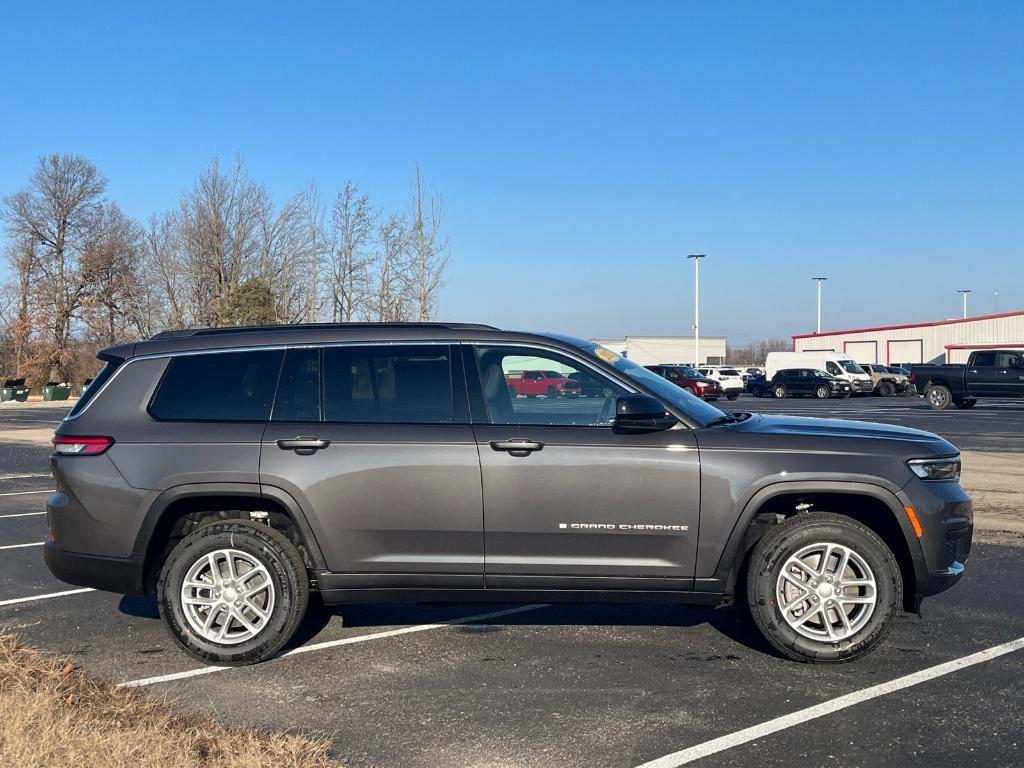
[614,394,678,431]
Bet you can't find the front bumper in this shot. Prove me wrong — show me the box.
[850,380,874,393]
[899,477,973,599]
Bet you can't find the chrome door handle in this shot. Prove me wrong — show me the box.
[277,437,330,455]
[490,439,544,456]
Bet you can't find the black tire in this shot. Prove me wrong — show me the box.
[546,386,558,398]
[157,520,309,666]
[815,385,830,399]
[683,386,696,396]
[878,381,896,397]
[746,512,902,663]
[954,398,978,409]
[773,384,788,399]
[925,384,953,410]
[727,393,739,401]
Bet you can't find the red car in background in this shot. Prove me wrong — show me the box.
[507,369,580,398]
[644,365,722,401]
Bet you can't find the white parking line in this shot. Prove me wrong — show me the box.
[0,587,94,607]
[118,602,549,688]
[0,541,43,550]
[0,512,46,518]
[0,489,52,497]
[0,473,51,480]
[633,635,1024,768]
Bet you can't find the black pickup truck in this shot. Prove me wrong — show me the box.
[912,349,1024,409]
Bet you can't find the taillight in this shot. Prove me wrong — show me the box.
[52,435,114,455]
[908,372,915,383]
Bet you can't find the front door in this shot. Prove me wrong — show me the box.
[260,344,483,588]
[466,344,700,590]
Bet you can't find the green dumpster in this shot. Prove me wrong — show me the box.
[43,385,71,401]
[2,379,30,402]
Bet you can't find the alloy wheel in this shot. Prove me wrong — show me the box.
[180,548,276,645]
[775,542,877,643]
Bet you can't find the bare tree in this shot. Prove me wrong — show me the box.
[176,157,264,325]
[143,212,187,329]
[372,214,411,322]
[3,154,106,380]
[1,235,36,376]
[327,181,376,322]
[80,202,144,346]
[406,165,449,321]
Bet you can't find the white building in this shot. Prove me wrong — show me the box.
[592,336,727,367]
[792,310,1024,366]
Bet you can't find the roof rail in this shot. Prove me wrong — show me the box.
[149,322,499,340]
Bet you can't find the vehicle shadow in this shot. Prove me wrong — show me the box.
[293,600,781,660]
[118,593,782,660]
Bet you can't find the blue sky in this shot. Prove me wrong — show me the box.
[1,1,1021,344]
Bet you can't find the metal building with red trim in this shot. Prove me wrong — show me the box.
[792,310,1024,365]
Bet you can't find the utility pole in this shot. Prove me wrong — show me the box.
[813,277,828,333]
[688,254,706,366]
[958,289,971,319]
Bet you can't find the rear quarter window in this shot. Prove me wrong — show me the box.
[66,360,121,418]
[150,350,284,421]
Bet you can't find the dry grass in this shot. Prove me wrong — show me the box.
[0,633,336,768]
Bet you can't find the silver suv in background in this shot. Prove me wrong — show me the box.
[46,323,972,665]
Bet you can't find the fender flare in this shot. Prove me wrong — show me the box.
[710,479,924,587]
[132,482,327,571]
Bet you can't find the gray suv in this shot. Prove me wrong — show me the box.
[45,323,972,665]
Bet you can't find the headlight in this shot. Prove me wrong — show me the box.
[908,457,961,481]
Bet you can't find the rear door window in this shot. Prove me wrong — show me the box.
[150,350,284,421]
[323,345,453,423]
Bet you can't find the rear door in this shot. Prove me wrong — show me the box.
[965,352,1000,397]
[466,344,700,590]
[260,344,484,588]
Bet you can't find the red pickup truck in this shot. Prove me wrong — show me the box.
[507,370,580,398]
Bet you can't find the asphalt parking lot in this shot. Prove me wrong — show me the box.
[1,397,1022,767]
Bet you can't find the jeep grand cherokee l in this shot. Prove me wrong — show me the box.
[46,323,972,665]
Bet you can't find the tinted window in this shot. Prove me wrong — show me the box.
[324,345,452,423]
[151,350,284,421]
[998,352,1024,368]
[272,348,321,422]
[475,346,625,426]
[972,352,996,366]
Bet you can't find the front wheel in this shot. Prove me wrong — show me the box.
[726,393,739,401]
[878,381,896,397]
[746,512,901,662]
[815,385,831,399]
[157,520,309,666]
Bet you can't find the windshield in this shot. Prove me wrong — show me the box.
[813,370,831,378]
[574,342,728,427]
[840,359,863,374]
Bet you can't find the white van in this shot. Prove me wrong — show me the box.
[764,351,874,394]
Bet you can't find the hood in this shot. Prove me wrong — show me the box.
[732,413,958,453]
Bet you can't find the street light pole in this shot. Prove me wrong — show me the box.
[813,277,828,334]
[958,289,971,319]
[687,254,706,365]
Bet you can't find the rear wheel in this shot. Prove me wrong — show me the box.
[925,384,953,410]
[815,385,830,399]
[727,393,739,401]
[773,384,788,399]
[157,520,309,666]
[746,512,901,662]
